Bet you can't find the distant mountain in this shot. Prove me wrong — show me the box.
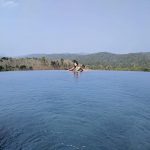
[1,52,150,72]
[24,53,84,60]
[25,52,150,69]
[77,52,150,66]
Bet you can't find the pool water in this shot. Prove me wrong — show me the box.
[0,70,150,150]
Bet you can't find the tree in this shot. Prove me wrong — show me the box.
[20,65,27,70]
[51,61,56,67]
[60,58,64,65]
[41,57,48,66]
[0,66,3,71]
[29,66,33,70]
[1,57,10,60]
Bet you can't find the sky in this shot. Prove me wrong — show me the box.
[0,0,150,56]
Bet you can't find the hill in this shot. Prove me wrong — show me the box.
[0,52,150,72]
[24,53,84,60]
[25,52,150,71]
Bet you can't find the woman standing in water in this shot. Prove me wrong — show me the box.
[69,60,85,72]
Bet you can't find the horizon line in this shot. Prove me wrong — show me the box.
[1,51,150,58]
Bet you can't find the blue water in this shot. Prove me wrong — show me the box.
[0,70,150,150]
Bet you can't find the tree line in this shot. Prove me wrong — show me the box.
[0,54,150,72]
[0,57,73,72]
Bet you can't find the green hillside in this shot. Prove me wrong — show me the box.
[0,52,150,72]
[26,52,150,71]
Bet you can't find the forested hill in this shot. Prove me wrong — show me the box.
[25,52,150,71]
[24,53,82,60]
[77,52,150,70]
[26,52,150,62]
[0,52,150,71]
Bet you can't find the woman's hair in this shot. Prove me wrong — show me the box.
[72,60,78,65]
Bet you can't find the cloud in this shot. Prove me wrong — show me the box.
[1,0,18,7]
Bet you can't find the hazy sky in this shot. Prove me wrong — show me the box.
[0,0,150,56]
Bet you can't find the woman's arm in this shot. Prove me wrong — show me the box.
[68,66,75,71]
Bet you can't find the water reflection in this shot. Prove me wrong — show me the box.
[73,71,80,78]
[68,71,82,79]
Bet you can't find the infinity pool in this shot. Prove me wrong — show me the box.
[0,71,150,150]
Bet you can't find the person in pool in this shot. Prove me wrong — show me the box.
[69,60,85,72]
